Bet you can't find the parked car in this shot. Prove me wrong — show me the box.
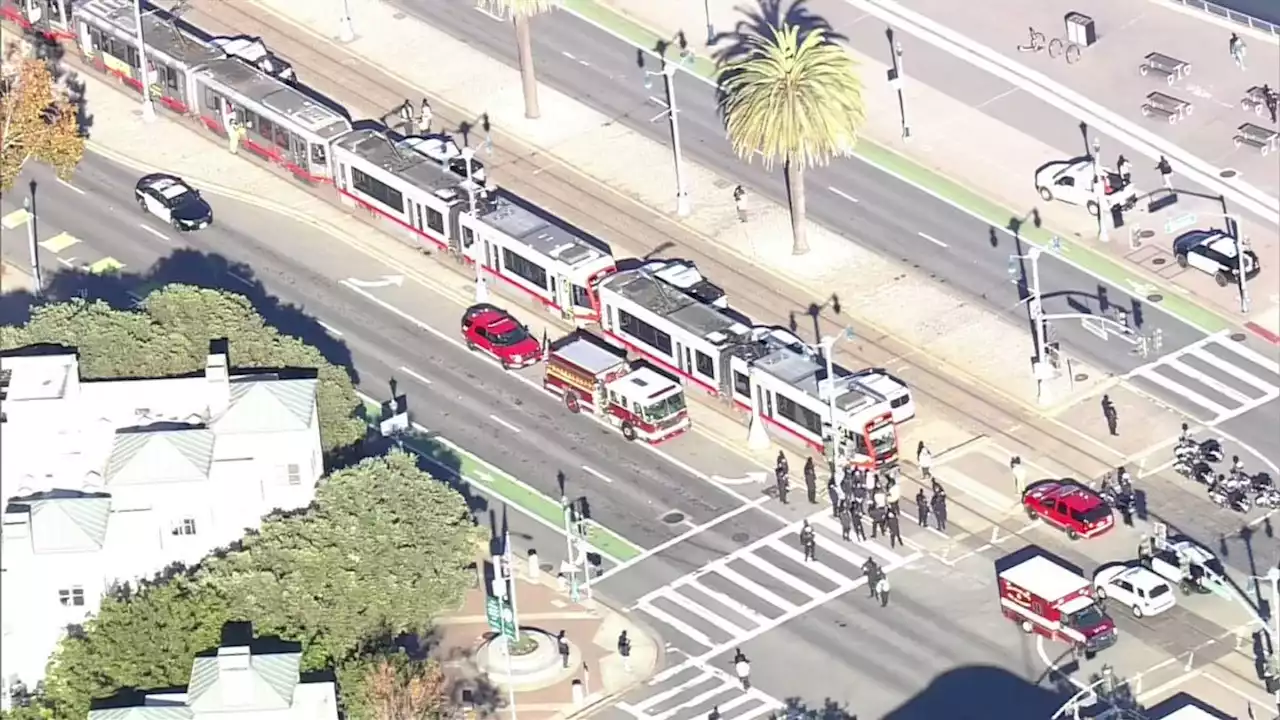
[461,304,542,369]
[1023,480,1115,540]
[135,174,213,231]
[1034,159,1138,217]
[1094,565,1176,618]
[1173,230,1261,287]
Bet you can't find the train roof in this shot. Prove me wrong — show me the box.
[600,270,748,345]
[76,0,223,67]
[753,345,882,415]
[472,193,610,271]
[196,58,350,138]
[334,128,474,201]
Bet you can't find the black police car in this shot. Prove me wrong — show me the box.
[135,174,213,231]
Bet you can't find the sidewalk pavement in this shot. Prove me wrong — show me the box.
[0,260,33,294]
[593,0,1280,337]
[436,567,660,720]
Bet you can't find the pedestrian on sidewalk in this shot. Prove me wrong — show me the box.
[876,575,891,607]
[226,116,243,155]
[886,478,901,515]
[1101,394,1119,436]
[418,98,433,134]
[887,509,903,549]
[733,650,751,690]
[1011,456,1027,498]
[916,442,934,481]
[775,452,789,505]
[1117,154,1132,186]
[840,467,855,499]
[803,457,818,504]
[930,487,948,532]
[1263,84,1278,124]
[617,630,632,673]
[733,185,747,223]
[1229,32,1248,70]
[1156,156,1173,189]
[557,630,571,669]
[800,519,817,561]
[708,707,721,720]
[851,501,867,541]
[839,503,853,541]
[827,479,840,516]
[398,98,414,134]
[915,488,929,528]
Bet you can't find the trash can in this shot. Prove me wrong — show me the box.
[1065,12,1097,47]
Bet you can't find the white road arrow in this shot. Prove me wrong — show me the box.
[346,275,405,289]
[711,471,767,485]
[1125,278,1158,298]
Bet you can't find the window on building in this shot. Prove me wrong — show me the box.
[695,351,715,380]
[501,248,548,290]
[617,309,673,356]
[171,517,197,536]
[350,167,405,214]
[58,587,85,607]
[288,464,301,485]
[775,393,823,435]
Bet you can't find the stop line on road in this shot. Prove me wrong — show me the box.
[1124,331,1280,426]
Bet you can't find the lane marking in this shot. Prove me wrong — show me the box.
[1,209,31,229]
[581,465,615,483]
[828,186,859,203]
[87,257,124,274]
[597,496,769,583]
[56,178,85,195]
[139,224,171,242]
[398,364,432,385]
[227,270,254,287]
[473,4,504,21]
[39,232,81,253]
[318,321,344,337]
[648,95,668,107]
[57,257,75,268]
[489,414,522,433]
[917,231,948,248]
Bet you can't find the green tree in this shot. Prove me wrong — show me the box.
[338,652,449,720]
[717,25,865,255]
[208,451,486,670]
[0,284,364,454]
[1,41,85,191]
[481,0,561,119]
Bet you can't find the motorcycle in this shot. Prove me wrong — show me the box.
[1198,438,1225,464]
[1255,486,1280,509]
[1209,486,1252,513]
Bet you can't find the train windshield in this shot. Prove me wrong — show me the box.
[867,420,897,458]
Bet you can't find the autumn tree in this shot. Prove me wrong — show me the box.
[0,40,84,191]
[0,284,365,454]
[339,653,450,720]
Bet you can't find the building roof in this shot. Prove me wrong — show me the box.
[214,378,317,434]
[23,493,111,553]
[87,706,194,720]
[105,428,214,485]
[0,352,77,401]
[1000,556,1088,599]
[187,646,299,713]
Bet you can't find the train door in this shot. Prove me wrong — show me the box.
[554,273,573,318]
[23,0,69,32]
[287,132,309,172]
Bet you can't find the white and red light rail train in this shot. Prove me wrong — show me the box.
[3,0,917,465]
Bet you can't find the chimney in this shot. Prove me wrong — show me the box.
[206,339,230,418]
[216,645,254,707]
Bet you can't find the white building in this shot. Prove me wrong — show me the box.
[85,641,338,720]
[0,340,325,704]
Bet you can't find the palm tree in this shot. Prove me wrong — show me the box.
[484,0,561,119]
[717,25,865,255]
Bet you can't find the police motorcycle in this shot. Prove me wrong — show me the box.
[1100,466,1135,509]
[1207,470,1253,513]
[1172,426,1223,480]
[1250,472,1279,509]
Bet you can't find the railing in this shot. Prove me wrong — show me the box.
[1161,0,1280,40]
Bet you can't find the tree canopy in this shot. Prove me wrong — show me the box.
[1,41,85,191]
[338,652,450,720]
[0,284,365,454]
[11,451,484,719]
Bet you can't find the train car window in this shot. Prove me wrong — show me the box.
[501,248,548,290]
[88,27,102,52]
[274,124,289,150]
[311,143,327,167]
[125,44,138,69]
[733,371,750,397]
[572,284,592,309]
[695,351,715,380]
[164,67,180,92]
[202,87,218,112]
[351,167,404,214]
[426,207,444,234]
[257,117,275,145]
[462,225,476,251]
[618,309,673,356]
[776,393,822,435]
[240,110,258,134]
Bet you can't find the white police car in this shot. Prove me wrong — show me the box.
[1173,230,1260,287]
[135,174,213,231]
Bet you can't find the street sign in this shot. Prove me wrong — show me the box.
[1164,213,1196,234]
[484,596,517,642]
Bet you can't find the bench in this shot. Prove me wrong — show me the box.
[1234,123,1279,156]
[1142,92,1192,124]
[1138,52,1190,85]
[1240,86,1274,118]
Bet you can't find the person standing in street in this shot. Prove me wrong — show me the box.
[733,185,748,223]
[838,502,853,541]
[886,508,903,549]
[827,479,840,516]
[398,98,414,135]
[1229,32,1248,70]
[1116,154,1132,186]
[915,488,929,528]
[775,454,789,505]
[917,442,934,481]
[734,650,751,690]
[886,478,901,515]
[803,457,818,504]
[876,575,891,607]
[800,520,816,561]
[418,98,433,134]
[1101,394,1119,436]
[872,481,887,513]
[863,558,882,597]
[931,487,948,532]
[1011,456,1028,498]
[1156,155,1173,189]
[1263,84,1278,124]
[557,630,571,669]
[617,630,632,673]
[851,501,867,541]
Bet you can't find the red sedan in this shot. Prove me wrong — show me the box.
[1023,480,1114,541]
[461,304,543,369]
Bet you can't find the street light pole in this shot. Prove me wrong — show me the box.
[22,197,43,297]
[893,41,910,141]
[1091,137,1108,243]
[703,0,714,46]
[338,0,355,43]
[132,0,156,122]
[645,52,693,217]
[819,327,855,473]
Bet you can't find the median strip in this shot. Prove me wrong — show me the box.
[359,399,643,563]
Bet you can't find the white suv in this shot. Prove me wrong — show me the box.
[1173,230,1261,287]
[1094,565,1176,618]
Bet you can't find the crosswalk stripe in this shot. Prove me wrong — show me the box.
[1210,335,1280,375]
[812,513,918,565]
[638,600,714,648]
[727,703,782,720]
[662,589,747,638]
[682,578,770,627]
[652,683,734,720]
[631,673,711,713]
[38,232,81,253]
[765,540,854,588]
[736,551,826,601]
[708,564,799,613]
[1185,348,1276,394]
[1163,358,1254,404]
[1137,368,1232,419]
[714,693,761,715]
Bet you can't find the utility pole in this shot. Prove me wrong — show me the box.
[1091,137,1108,243]
[490,535,520,720]
[560,496,593,603]
[891,40,910,141]
[22,197,42,297]
[132,0,156,122]
[338,0,355,43]
[644,50,695,216]
[819,327,855,473]
[702,0,714,46]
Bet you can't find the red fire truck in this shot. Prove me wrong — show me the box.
[544,333,691,444]
[998,552,1117,655]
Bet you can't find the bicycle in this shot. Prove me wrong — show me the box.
[1016,26,1082,64]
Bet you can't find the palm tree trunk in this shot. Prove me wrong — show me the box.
[513,14,541,119]
[784,159,810,255]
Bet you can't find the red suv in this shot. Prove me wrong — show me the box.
[1023,480,1114,540]
[461,304,543,369]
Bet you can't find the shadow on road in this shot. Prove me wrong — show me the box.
[884,664,1073,719]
